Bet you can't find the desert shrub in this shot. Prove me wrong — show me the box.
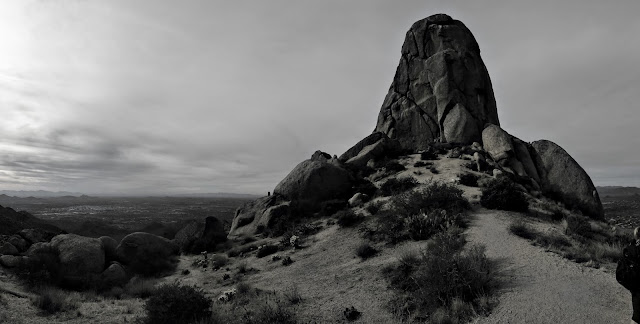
[356,242,378,260]
[509,219,537,240]
[384,229,495,322]
[282,285,302,305]
[320,199,347,216]
[420,151,438,160]
[384,160,406,173]
[288,199,319,218]
[352,179,378,197]
[459,173,479,187]
[550,209,565,221]
[379,177,419,196]
[365,201,383,215]
[480,179,529,212]
[123,277,158,298]
[344,306,362,321]
[406,210,464,241]
[414,161,429,168]
[242,301,298,324]
[429,166,439,174]
[281,256,293,266]
[256,245,279,258]
[142,284,211,324]
[211,254,229,269]
[32,286,79,314]
[237,261,249,274]
[563,215,593,238]
[336,210,365,228]
[363,211,409,244]
[464,161,478,171]
[393,181,470,216]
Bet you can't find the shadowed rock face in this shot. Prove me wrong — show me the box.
[532,140,604,219]
[375,13,499,149]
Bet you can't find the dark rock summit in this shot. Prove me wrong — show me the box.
[374,13,499,150]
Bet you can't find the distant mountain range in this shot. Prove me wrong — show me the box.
[0,190,259,199]
[596,186,640,197]
[0,190,85,198]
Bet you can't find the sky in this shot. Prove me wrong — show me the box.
[0,0,638,195]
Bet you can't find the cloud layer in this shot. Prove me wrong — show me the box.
[0,0,638,194]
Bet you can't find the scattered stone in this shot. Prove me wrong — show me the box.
[218,288,237,302]
[471,142,483,152]
[449,147,463,158]
[348,193,369,207]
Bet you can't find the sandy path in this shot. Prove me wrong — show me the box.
[468,209,630,324]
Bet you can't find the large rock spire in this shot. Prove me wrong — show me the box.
[375,13,499,149]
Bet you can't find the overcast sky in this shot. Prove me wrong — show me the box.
[0,0,638,195]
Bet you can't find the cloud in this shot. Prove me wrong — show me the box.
[0,0,638,194]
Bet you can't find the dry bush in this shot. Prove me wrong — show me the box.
[383,229,496,323]
[393,181,470,216]
[459,173,479,187]
[123,277,158,298]
[142,283,212,324]
[384,160,406,173]
[509,219,537,240]
[336,210,365,228]
[282,285,302,305]
[256,245,279,258]
[355,242,378,260]
[480,179,529,212]
[211,254,228,269]
[32,286,79,314]
[379,177,419,197]
[206,284,300,324]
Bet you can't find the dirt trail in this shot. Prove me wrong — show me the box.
[468,209,630,324]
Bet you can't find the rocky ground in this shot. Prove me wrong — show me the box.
[0,153,632,323]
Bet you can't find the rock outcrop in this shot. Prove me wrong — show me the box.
[116,232,179,275]
[481,124,602,218]
[50,234,106,285]
[173,216,227,253]
[274,152,354,204]
[228,194,290,237]
[532,140,604,219]
[339,133,402,167]
[374,13,499,150]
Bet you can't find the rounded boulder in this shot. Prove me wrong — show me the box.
[116,232,179,275]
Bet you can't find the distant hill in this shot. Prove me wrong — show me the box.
[0,190,85,197]
[597,186,640,197]
[0,205,63,235]
[166,192,260,199]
